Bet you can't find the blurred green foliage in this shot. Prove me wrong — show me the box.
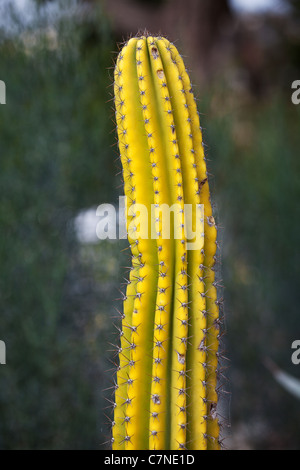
[199,83,300,449]
[0,5,120,449]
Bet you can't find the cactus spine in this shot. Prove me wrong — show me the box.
[113,35,221,451]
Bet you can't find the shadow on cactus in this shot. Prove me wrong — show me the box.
[111,34,224,450]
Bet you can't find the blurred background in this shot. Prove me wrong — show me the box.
[0,0,299,450]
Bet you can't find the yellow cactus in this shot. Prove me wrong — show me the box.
[112,34,221,451]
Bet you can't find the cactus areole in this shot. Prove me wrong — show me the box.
[112,35,221,451]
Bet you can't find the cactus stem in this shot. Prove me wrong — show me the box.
[113,34,221,451]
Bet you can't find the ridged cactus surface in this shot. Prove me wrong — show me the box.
[112,35,221,451]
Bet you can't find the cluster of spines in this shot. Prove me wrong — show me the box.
[111,35,224,451]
